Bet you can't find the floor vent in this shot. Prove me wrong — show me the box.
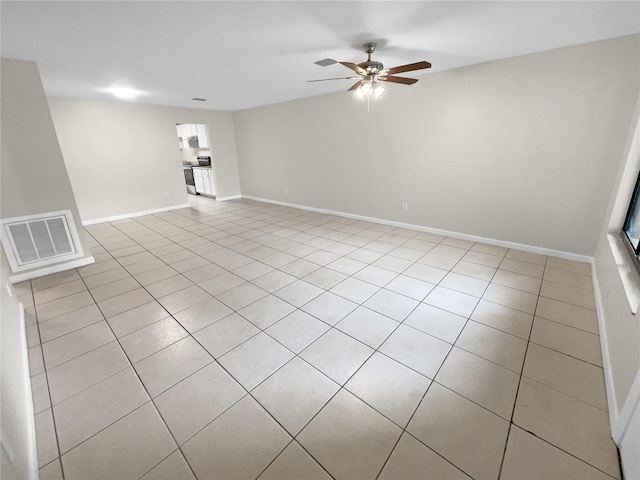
[1,210,84,273]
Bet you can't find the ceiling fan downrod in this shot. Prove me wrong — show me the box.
[359,42,384,74]
[363,42,376,61]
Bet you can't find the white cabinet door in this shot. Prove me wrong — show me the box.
[193,167,215,196]
[185,124,197,137]
[196,124,209,149]
[193,169,205,193]
[176,125,187,148]
[208,170,216,196]
[202,172,212,195]
[178,124,208,149]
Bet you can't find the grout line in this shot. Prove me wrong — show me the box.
[375,252,506,479]
[110,201,527,480]
[73,268,203,480]
[86,207,350,478]
[496,253,546,480]
[25,196,611,480]
[30,280,66,479]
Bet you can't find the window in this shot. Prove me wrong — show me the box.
[622,171,640,270]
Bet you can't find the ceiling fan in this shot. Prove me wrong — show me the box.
[309,42,431,99]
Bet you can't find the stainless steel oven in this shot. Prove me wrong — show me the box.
[183,165,197,195]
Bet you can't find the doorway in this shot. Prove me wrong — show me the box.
[176,123,217,197]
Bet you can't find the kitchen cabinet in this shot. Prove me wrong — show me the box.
[196,124,209,148]
[193,167,216,197]
[176,123,209,149]
[206,168,216,196]
[193,168,205,193]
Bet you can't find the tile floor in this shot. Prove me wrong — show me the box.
[16,196,619,480]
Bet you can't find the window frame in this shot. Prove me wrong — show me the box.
[621,171,640,275]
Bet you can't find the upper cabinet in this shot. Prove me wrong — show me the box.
[196,124,209,149]
[176,123,209,149]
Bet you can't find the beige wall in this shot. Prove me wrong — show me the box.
[594,97,640,414]
[593,93,640,480]
[47,98,241,223]
[1,58,93,278]
[233,35,640,256]
[1,59,85,225]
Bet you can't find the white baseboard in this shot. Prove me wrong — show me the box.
[591,262,621,436]
[9,255,95,284]
[82,204,190,226]
[216,195,242,202]
[613,369,640,443]
[244,195,629,441]
[242,195,592,263]
[19,302,38,480]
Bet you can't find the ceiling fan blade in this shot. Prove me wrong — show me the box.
[378,76,419,85]
[381,61,432,76]
[340,61,367,75]
[348,80,364,92]
[307,76,359,83]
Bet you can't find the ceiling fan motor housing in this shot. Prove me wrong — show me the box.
[358,60,384,73]
[360,42,383,72]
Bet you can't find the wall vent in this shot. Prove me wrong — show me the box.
[1,210,84,273]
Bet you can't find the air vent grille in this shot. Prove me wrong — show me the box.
[1,210,84,273]
[314,58,338,67]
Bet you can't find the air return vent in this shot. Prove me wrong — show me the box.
[1,210,84,273]
[314,58,337,67]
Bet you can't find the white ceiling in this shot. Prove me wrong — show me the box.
[2,1,638,111]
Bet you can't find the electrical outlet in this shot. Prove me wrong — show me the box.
[165,192,171,198]
[402,203,408,211]
[285,188,289,195]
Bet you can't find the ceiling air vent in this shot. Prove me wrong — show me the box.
[314,58,337,67]
[1,210,84,273]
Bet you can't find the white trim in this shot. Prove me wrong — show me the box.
[9,256,95,284]
[82,204,190,226]
[216,195,242,202]
[0,279,38,480]
[596,103,639,430]
[591,261,621,434]
[606,234,640,314]
[3,290,39,479]
[19,302,38,480]
[0,428,15,465]
[245,194,629,439]
[242,195,592,263]
[613,369,640,444]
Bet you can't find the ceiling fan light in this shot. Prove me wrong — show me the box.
[360,82,373,96]
[373,82,386,97]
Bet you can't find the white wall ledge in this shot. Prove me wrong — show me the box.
[607,232,640,314]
